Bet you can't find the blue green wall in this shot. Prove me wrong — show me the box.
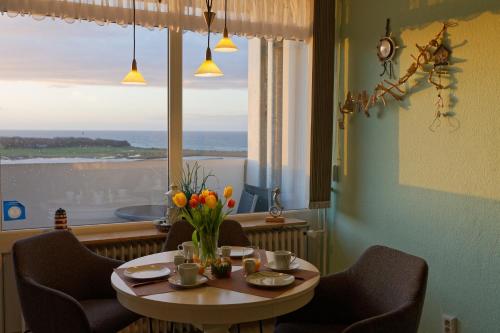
[329,1,500,332]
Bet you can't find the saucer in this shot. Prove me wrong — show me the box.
[168,275,208,288]
[124,264,171,280]
[217,246,254,258]
[265,261,300,272]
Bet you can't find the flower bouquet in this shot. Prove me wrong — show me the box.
[172,163,236,266]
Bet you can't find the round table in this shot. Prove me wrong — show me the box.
[111,251,320,333]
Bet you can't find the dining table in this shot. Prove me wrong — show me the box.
[111,250,320,333]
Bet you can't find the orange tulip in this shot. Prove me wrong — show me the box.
[205,194,218,209]
[172,192,187,208]
[223,186,233,199]
[189,198,199,208]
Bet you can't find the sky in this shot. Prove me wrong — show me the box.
[0,15,248,131]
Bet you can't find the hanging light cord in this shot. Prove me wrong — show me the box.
[205,0,213,47]
[133,0,136,60]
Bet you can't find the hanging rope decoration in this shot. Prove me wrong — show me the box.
[340,21,457,124]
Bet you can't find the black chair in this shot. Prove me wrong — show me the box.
[275,245,428,333]
[13,231,140,333]
[162,219,251,251]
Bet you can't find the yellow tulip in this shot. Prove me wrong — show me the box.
[223,186,233,199]
[201,189,210,198]
[172,192,187,208]
[205,194,218,209]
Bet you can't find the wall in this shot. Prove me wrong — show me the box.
[330,1,500,332]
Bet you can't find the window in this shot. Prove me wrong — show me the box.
[0,16,169,230]
[182,31,310,213]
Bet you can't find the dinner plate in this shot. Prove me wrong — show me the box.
[246,271,295,288]
[168,275,208,288]
[217,246,254,258]
[265,261,300,272]
[124,264,171,281]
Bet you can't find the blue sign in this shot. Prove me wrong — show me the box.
[3,201,26,221]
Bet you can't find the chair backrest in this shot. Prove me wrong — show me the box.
[237,190,258,214]
[12,230,101,301]
[163,219,251,251]
[218,219,251,247]
[243,184,271,212]
[162,220,195,251]
[347,245,428,328]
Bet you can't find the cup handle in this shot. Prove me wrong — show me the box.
[290,253,297,264]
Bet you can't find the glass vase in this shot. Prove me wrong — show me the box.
[199,229,219,267]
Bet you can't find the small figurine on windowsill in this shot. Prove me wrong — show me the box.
[266,187,285,223]
[54,208,71,230]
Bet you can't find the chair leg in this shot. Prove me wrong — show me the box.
[237,323,241,333]
[259,320,263,333]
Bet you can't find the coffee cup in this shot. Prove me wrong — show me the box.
[178,263,198,285]
[173,254,186,270]
[221,246,232,258]
[273,250,297,270]
[178,241,195,260]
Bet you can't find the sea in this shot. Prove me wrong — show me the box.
[0,130,247,151]
[0,130,247,164]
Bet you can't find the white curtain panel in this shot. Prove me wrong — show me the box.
[0,0,313,40]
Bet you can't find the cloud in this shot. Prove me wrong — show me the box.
[0,15,248,88]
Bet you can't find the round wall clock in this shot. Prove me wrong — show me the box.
[377,18,398,78]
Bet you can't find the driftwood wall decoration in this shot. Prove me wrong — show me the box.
[339,21,457,122]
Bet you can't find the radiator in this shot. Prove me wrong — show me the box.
[86,226,309,333]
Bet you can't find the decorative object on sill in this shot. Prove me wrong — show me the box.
[195,0,224,77]
[266,187,285,223]
[54,208,70,230]
[215,0,238,53]
[153,218,171,233]
[173,163,236,266]
[165,183,180,223]
[122,0,146,85]
[377,18,399,79]
[339,21,457,121]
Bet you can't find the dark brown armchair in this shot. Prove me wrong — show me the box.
[275,245,428,333]
[162,219,250,251]
[12,231,140,333]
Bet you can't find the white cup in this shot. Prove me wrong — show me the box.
[178,263,198,285]
[178,241,195,260]
[274,250,297,270]
[221,246,232,258]
[173,254,186,269]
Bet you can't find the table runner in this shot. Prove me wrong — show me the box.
[205,268,319,299]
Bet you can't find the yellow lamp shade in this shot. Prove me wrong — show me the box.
[215,36,238,53]
[122,59,146,85]
[194,59,224,77]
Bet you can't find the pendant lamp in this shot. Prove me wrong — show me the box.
[122,0,146,85]
[195,0,224,77]
[215,0,238,53]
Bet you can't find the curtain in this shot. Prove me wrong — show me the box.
[309,0,335,209]
[0,0,313,40]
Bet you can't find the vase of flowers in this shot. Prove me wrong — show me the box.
[172,163,236,266]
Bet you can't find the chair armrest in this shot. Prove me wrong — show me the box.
[277,270,353,324]
[344,302,418,333]
[85,250,124,298]
[18,277,91,333]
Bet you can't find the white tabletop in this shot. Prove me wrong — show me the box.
[112,251,319,333]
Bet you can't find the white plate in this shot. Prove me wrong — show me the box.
[265,261,300,272]
[246,271,295,288]
[218,246,254,258]
[168,275,208,288]
[124,264,171,281]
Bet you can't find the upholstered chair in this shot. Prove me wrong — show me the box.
[13,231,140,333]
[162,219,251,251]
[275,245,428,333]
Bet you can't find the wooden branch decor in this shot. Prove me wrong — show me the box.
[340,21,457,120]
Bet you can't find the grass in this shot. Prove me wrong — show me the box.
[0,147,247,160]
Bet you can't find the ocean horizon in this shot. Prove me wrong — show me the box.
[0,130,248,152]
